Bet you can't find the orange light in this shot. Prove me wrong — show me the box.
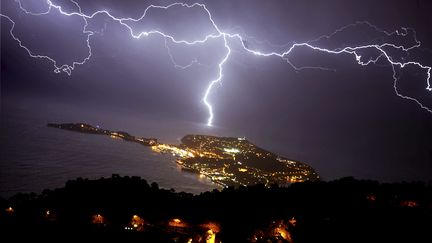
[92,214,105,224]
[169,218,186,227]
[200,222,221,233]
[129,215,145,231]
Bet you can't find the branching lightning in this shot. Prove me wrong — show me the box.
[1,0,431,126]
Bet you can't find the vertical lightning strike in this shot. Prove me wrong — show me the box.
[1,0,432,126]
[203,35,231,126]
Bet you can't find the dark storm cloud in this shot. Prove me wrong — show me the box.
[1,0,432,181]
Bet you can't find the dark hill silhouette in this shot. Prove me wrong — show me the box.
[1,175,431,243]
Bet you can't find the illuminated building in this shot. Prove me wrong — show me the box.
[126,215,145,231]
[91,214,105,225]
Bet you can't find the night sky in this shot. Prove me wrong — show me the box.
[1,0,432,182]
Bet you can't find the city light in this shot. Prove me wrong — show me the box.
[6,207,14,214]
[223,148,240,153]
[92,214,105,225]
[152,144,195,158]
[151,135,318,187]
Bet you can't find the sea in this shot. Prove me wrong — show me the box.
[0,96,219,198]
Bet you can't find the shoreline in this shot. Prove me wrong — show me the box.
[177,161,227,189]
[48,122,320,189]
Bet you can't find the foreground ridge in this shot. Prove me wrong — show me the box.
[2,176,431,243]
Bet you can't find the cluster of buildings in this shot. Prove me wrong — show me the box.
[152,134,320,187]
[5,204,300,243]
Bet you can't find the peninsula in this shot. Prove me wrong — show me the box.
[47,123,158,146]
[48,123,319,187]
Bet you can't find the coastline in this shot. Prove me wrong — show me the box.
[47,122,320,189]
[177,161,226,189]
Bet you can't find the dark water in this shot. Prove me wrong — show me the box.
[0,96,218,198]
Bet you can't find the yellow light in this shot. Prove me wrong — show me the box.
[224,148,240,153]
[206,229,216,243]
[173,218,181,223]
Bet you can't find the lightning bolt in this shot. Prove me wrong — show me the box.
[1,0,431,127]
